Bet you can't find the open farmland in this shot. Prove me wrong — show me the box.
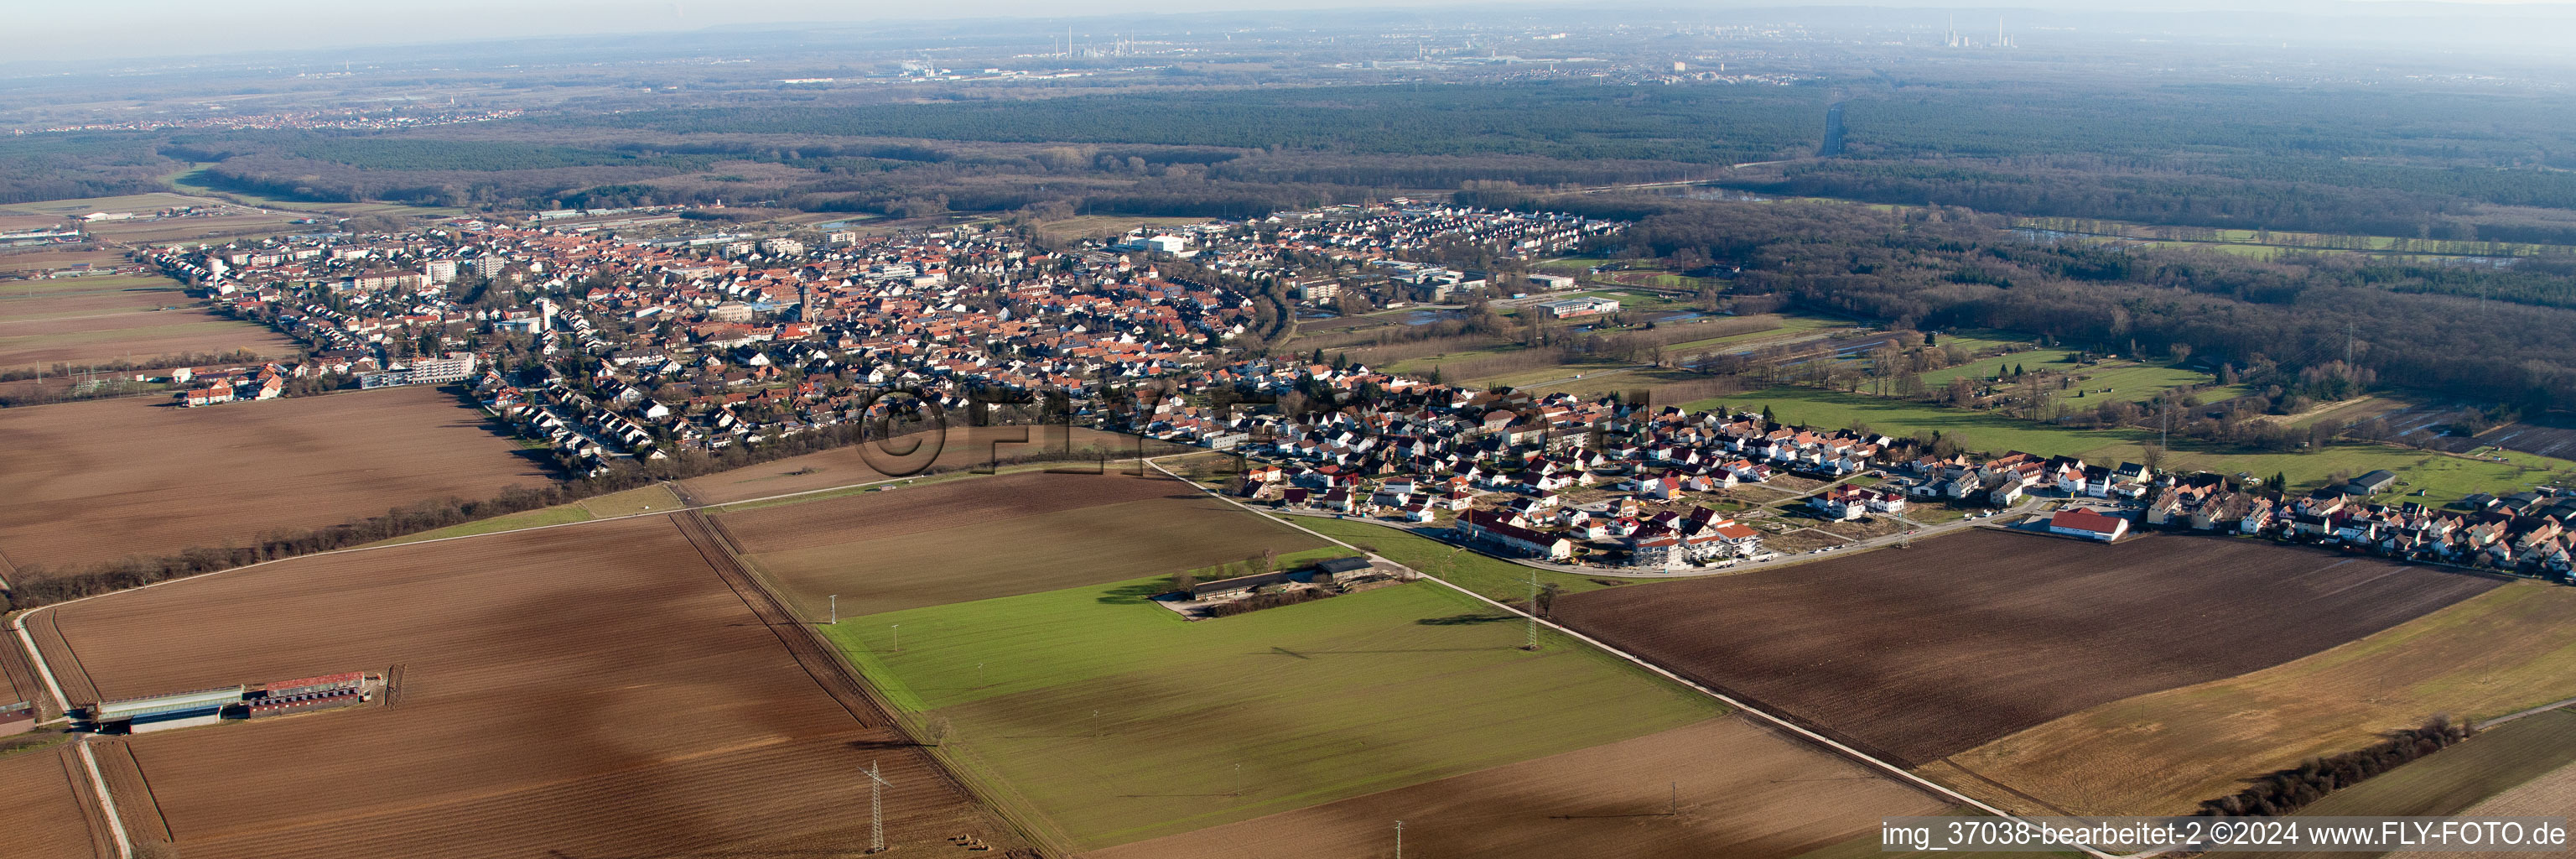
[676,425,1173,504]
[0,388,548,573]
[828,576,1724,852]
[0,743,113,859]
[1086,716,1945,859]
[0,265,294,370]
[23,514,1021,859]
[717,470,1330,618]
[1947,580,2576,815]
[2386,726,2576,859]
[2,193,311,245]
[1551,529,2502,767]
[2230,711,2576,859]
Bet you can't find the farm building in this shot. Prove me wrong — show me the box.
[1189,570,1296,601]
[1307,556,1374,583]
[2048,508,2131,542]
[245,671,372,716]
[0,700,33,737]
[1187,556,1378,601]
[87,686,244,733]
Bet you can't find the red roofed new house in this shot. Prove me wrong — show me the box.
[2049,508,2131,542]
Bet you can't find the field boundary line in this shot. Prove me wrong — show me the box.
[2476,694,2576,731]
[75,737,132,859]
[56,743,116,859]
[1144,455,2157,859]
[3,455,1132,716]
[672,508,1062,857]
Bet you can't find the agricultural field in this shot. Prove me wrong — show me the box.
[2225,711,2576,859]
[2474,421,2576,461]
[0,309,297,371]
[1948,581,2576,816]
[23,513,1022,859]
[0,743,112,859]
[0,388,549,573]
[1086,716,1947,859]
[674,425,1169,505]
[826,575,1725,853]
[1550,529,2502,767]
[362,484,683,548]
[0,261,294,371]
[714,470,1328,619]
[1,192,313,246]
[1685,386,2563,501]
[2283,709,2576,819]
[1658,313,1849,357]
[2386,725,2576,859]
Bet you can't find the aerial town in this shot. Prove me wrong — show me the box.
[108,200,2576,583]
[12,8,2576,857]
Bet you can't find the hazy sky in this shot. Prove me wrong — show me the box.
[20,0,2573,64]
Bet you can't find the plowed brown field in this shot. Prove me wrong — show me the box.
[1553,530,2501,766]
[718,470,1200,554]
[0,388,548,572]
[717,471,1330,618]
[29,514,1022,858]
[1085,716,1945,859]
[0,743,113,859]
[678,425,1177,504]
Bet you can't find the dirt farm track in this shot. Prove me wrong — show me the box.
[24,514,1023,858]
[0,388,548,573]
[1553,529,2505,766]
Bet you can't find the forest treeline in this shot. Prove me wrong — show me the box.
[2194,716,2475,817]
[1721,158,2576,245]
[1462,189,2576,414]
[17,77,2576,240]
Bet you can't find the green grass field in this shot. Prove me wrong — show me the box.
[1919,348,2085,388]
[1685,386,2562,500]
[1660,314,1847,356]
[827,576,1722,851]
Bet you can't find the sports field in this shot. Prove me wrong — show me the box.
[826,576,1724,851]
[1948,580,2576,815]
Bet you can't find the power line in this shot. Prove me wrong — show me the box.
[862,759,892,853]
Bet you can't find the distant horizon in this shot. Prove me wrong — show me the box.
[18,0,2576,65]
